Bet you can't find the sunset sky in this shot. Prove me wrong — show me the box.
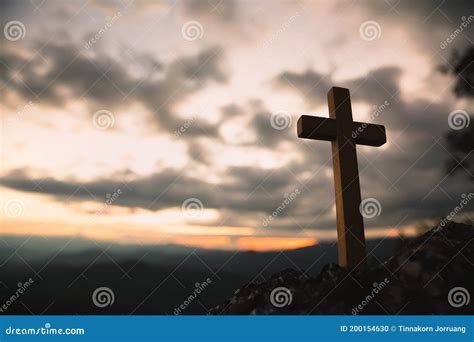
[1,0,473,251]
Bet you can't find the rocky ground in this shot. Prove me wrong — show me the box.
[211,222,474,315]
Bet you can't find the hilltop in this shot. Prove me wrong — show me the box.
[212,222,474,315]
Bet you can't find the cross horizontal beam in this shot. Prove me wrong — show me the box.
[297,115,386,147]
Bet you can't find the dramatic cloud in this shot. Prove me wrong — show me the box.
[0,165,319,225]
[274,66,402,108]
[440,46,474,99]
[181,0,238,23]
[361,0,474,51]
[1,51,469,230]
[0,38,227,136]
[274,69,331,108]
[1,0,472,246]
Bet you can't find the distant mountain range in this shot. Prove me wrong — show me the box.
[0,235,399,314]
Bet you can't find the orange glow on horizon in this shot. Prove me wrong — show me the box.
[235,236,318,252]
[169,235,233,250]
[1,218,419,252]
[387,228,400,237]
[0,218,320,252]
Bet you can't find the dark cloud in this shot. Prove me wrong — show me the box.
[352,93,473,226]
[88,0,167,13]
[0,39,226,137]
[137,46,227,134]
[274,69,331,108]
[181,0,237,23]
[2,47,471,230]
[440,46,474,99]
[274,66,401,108]
[216,101,295,148]
[271,61,473,228]
[251,109,294,148]
[220,103,244,118]
[186,140,212,165]
[0,0,34,19]
[366,0,473,28]
[444,120,474,180]
[226,166,292,193]
[0,92,471,231]
[178,0,263,43]
[346,67,401,104]
[2,0,473,233]
[362,0,474,52]
[0,166,308,222]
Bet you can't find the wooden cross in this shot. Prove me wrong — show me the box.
[297,87,386,269]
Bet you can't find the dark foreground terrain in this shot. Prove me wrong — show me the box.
[212,222,474,314]
[2,222,471,315]
[0,234,397,315]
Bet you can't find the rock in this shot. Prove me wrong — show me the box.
[211,222,474,315]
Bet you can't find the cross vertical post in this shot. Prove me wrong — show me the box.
[327,87,366,269]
